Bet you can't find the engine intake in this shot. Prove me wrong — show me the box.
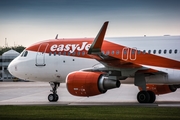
[66,71,120,97]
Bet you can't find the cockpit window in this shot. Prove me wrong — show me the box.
[21,50,28,57]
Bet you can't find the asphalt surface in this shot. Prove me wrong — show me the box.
[0,82,180,107]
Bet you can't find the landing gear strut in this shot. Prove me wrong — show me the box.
[137,91,156,103]
[135,72,156,103]
[48,82,60,102]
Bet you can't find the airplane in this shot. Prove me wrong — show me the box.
[8,21,180,103]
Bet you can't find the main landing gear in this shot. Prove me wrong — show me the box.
[134,72,156,103]
[137,91,156,103]
[48,82,60,102]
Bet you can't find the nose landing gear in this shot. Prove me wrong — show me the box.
[48,82,60,102]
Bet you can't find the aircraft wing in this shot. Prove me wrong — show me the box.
[88,21,141,69]
[87,21,164,76]
[88,49,141,68]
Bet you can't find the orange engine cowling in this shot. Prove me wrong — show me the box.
[66,71,120,97]
[139,84,177,95]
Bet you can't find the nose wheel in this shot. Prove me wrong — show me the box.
[48,93,59,102]
[48,82,60,102]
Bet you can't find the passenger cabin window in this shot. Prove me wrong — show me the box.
[123,50,127,55]
[116,50,120,55]
[153,50,156,54]
[143,50,146,54]
[58,52,61,56]
[49,52,52,56]
[164,50,167,54]
[148,50,151,54]
[169,49,172,54]
[158,50,161,54]
[106,51,110,55]
[72,52,76,55]
[174,49,178,54]
[131,50,135,55]
[82,51,85,56]
[137,50,141,54]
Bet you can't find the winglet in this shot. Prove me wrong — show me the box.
[88,21,109,54]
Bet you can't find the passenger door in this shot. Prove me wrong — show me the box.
[36,43,49,66]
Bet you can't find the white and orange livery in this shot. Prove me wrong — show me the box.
[8,22,180,103]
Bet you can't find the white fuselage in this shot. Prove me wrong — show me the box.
[9,51,98,82]
[8,36,180,84]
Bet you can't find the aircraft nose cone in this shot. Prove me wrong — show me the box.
[8,60,17,76]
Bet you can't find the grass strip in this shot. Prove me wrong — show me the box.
[0,105,180,120]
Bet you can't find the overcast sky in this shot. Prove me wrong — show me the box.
[0,0,180,47]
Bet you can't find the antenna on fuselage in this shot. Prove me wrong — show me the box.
[55,34,58,39]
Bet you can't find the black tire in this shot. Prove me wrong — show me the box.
[54,94,59,102]
[48,94,55,102]
[147,91,156,103]
[137,91,150,103]
[48,94,59,102]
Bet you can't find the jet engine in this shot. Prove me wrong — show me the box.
[139,84,177,95]
[66,71,120,97]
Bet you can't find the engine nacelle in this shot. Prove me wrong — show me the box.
[139,84,177,95]
[66,71,120,97]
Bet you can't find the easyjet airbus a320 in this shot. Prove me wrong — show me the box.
[8,21,180,103]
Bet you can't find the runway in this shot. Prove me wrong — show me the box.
[0,82,180,107]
